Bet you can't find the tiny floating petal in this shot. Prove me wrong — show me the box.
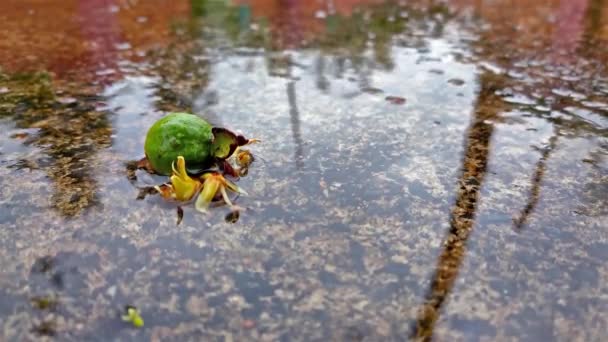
[195,173,248,212]
[224,178,248,196]
[195,177,220,212]
[155,184,174,199]
[220,186,233,207]
[122,307,144,328]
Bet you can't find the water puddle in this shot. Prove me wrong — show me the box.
[0,0,607,340]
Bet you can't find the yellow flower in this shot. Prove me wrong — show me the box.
[170,156,201,201]
[195,172,247,212]
[122,306,144,328]
[154,156,247,212]
[154,156,201,202]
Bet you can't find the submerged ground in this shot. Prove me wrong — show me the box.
[0,0,607,341]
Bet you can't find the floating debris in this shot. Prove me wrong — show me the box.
[122,306,144,328]
[177,206,184,225]
[385,96,406,105]
[447,78,465,86]
[361,87,384,94]
[225,210,240,223]
[56,96,77,105]
[502,94,537,106]
[32,320,56,336]
[30,295,58,311]
[241,319,256,329]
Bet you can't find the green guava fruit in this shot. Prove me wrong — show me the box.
[144,112,245,175]
[144,113,214,175]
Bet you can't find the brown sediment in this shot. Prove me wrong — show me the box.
[0,72,110,216]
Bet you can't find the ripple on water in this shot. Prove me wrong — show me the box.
[501,94,537,106]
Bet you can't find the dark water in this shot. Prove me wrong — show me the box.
[0,0,607,341]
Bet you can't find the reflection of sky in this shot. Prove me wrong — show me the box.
[0,1,607,340]
[103,76,161,157]
[204,39,477,188]
[0,120,32,156]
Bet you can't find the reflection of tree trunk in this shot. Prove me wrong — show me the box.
[315,55,330,92]
[410,71,507,340]
[287,81,304,169]
[513,0,600,228]
[581,0,605,54]
[513,134,559,229]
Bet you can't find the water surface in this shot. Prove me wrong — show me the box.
[0,0,607,341]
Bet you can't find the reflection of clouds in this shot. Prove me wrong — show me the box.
[204,36,478,226]
[103,76,160,156]
[0,1,607,339]
[104,76,159,115]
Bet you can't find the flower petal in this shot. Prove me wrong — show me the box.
[220,186,234,207]
[195,178,220,212]
[172,156,190,180]
[170,174,199,201]
[154,184,174,199]
[223,177,248,196]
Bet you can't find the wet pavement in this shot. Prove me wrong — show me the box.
[0,0,607,341]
